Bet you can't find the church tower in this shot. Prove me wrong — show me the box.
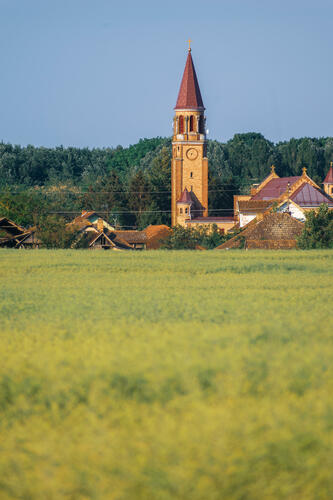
[171,45,208,226]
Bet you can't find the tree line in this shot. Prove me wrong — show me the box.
[1,133,333,228]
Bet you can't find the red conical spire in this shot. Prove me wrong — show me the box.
[324,162,333,184]
[175,49,204,110]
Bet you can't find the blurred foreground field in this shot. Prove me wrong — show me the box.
[0,249,333,500]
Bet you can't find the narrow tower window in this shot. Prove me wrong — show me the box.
[179,115,184,134]
[190,172,193,178]
[199,116,204,134]
[189,115,194,132]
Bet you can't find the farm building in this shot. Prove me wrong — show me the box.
[0,217,40,248]
[113,231,147,250]
[0,213,172,251]
[78,229,134,250]
[71,211,115,231]
[216,212,304,250]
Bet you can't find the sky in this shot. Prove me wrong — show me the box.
[0,0,332,148]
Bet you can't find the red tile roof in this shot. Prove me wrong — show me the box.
[251,177,301,200]
[216,213,304,250]
[175,50,204,110]
[290,183,333,206]
[177,188,195,204]
[238,200,273,212]
[324,165,333,184]
[72,211,96,223]
[114,231,147,244]
[144,225,171,249]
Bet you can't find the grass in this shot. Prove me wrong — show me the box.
[0,249,332,499]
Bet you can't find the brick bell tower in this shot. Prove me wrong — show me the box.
[171,43,208,226]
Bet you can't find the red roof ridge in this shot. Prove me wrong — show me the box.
[175,50,204,110]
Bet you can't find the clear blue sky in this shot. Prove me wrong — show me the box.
[1,0,332,148]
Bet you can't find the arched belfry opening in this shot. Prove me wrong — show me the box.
[199,115,205,134]
[179,115,184,134]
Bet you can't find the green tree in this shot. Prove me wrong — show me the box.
[0,189,47,227]
[162,224,225,249]
[149,146,171,225]
[36,215,76,248]
[126,170,152,227]
[82,171,125,220]
[297,204,333,249]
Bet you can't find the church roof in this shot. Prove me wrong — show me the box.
[177,188,195,204]
[175,50,204,110]
[290,183,333,207]
[324,164,333,184]
[251,177,301,200]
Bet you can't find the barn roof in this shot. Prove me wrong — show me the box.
[87,229,133,250]
[216,213,304,250]
[114,230,147,244]
[72,211,97,223]
[0,217,26,237]
[144,225,171,250]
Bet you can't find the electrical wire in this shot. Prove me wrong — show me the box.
[49,208,236,214]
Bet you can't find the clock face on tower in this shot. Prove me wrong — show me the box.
[186,148,198,160]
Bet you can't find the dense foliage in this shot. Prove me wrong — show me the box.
[298,204,333,249]
[36,215,77,249]
[1,133,332,227]
[162,224,225,249]
[0,250,332,499]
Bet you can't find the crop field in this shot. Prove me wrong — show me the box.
[0,249,333,499]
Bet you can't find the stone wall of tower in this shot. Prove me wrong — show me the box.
[171,110,208,226]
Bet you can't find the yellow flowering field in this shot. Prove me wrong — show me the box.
[0,249,332,499]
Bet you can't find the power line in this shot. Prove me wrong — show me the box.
[49,208,236,214]
[0,189,240,194]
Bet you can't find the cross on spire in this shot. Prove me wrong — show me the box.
[188,39,192,51]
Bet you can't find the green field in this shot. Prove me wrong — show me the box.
[0,249,333,499]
